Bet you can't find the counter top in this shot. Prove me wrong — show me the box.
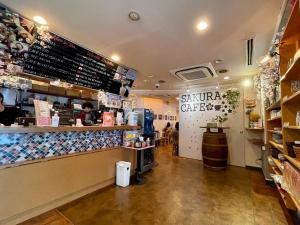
[0,125,140,134]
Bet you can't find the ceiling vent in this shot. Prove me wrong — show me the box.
[170,63,218,81]
[246,38,254,66]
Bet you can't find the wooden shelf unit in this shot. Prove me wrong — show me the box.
[285,155,300,170]
[265,0,300,213]
[267,130,283,135]
[266,99,281,111]
[269,140,284,153]
[274,180,297,210]
[284,126,300,130]
[280,57,300,82]
[245,128,264,131]
[267,116,282,122]
[282,90,300,105]
[271,157,283,171]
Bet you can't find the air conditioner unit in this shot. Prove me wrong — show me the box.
[170,63,218,81]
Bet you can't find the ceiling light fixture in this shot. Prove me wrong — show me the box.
[33,16,47,25]
[260,55,270,64]
[217,69,229,74]
[224,76,230,80]
[214,59,222,64]
[111,54,120,62]
[148,75,154,78]
[242,79,252,87]
[197,21,208,31]
[128,11,140,21]
[176,97,180,100]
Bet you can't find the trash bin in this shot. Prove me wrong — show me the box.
[116,161,131,187]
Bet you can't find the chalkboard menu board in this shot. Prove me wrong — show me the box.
[0,4,136,95]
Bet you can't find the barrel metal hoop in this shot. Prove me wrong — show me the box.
[203,164,227,169]
[203,156,227,161]
[202,143,228,147]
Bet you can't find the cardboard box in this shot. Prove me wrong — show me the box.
[66,89,81,97]
[48,85,66,95]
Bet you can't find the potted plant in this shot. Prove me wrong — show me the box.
[214,115,228,127]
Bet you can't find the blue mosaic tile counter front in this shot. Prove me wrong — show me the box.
[0,130,123,166]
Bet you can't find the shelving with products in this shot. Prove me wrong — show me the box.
[264,0,300,214]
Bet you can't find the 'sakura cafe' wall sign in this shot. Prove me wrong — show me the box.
[180,88,241,123]
[180,91,222,112]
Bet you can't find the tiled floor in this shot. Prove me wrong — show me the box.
[20,145,291,225]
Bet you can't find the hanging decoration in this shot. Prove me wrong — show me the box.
[49,79,73,89]
[97,90,107,107]
[254,30,283,108]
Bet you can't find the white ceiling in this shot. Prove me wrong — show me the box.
[1,0,282,91]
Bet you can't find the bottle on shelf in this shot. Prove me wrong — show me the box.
[146,137,151,146]
[296,111,300,126]
[51,111,60,127]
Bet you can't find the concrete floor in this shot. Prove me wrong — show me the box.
[20,146,290,225]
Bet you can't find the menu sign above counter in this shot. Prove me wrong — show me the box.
[0,4,136,95]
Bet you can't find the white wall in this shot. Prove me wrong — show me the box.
[135,97,178,136]
[179,85,245,167]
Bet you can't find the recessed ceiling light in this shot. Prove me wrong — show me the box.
[242,79,252,87]
[128,11,140,21]
[217,69,229,74]
[197,21,208,31]
[111,54,120,62]
[216,86,219,89]
[143,79,149,82]
[148,75,154,78]
[176,97,180,100]
[224,76,230,80]
[33,16,47,25]
[214,59,222,64]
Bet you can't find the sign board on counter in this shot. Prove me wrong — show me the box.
[33,100,51,126]
[102,112,114,127]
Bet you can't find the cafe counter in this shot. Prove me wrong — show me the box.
[0,125,139,167]
[0,125,138,225]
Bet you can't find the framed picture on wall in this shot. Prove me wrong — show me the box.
[154,114,157,120]
[164,115,168,120]
[158,114,163,120]
[174,116,177,121]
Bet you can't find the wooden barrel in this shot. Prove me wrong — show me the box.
[202,132,228,169]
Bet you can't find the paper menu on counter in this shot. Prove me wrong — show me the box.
[102,112,114,127]
[33,100,51,126]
